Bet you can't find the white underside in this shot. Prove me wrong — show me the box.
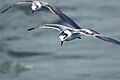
[62,33,81,41]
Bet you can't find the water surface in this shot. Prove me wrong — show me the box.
[0,0,120,80]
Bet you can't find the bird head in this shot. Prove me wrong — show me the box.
[59,30,72,46]
[31,1,42,13]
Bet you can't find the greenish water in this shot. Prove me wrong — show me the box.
[0,0,120,80]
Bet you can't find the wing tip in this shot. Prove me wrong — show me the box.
[96,36,120,45]
[1,4,15,14]
[27,27,35,31]
[1,9,8,14]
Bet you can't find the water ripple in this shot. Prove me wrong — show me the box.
[54,54,98,60]
[7,50,52,58]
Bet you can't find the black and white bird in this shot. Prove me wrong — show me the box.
[28,24,120,46]
[1,0,81,29]
[2,1,120,46]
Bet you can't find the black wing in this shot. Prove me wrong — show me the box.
[1,4,15,13]
[95,35,120,45]
[45,4,81,29]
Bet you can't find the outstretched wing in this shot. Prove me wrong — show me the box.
[28,24,73,32]
[95,36,120,45]
[1,0,33,14]
[44,3,81,29]
[74,28,120,45]
[74,28,100,36]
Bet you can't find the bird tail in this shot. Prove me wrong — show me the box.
[95,35,120,45]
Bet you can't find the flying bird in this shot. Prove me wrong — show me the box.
[28,24,120,46]
[1,0,81,29]
[2,1,120,46]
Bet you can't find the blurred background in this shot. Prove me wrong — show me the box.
[0,0,120,80]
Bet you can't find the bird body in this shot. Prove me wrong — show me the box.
[59,30,81,42]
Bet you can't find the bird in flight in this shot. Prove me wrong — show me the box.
[2,0,120,46]
[1,0,81,29]
[28,24,120,46]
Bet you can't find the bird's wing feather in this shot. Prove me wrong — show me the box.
[28,24,73,32]
[95,36,120,45]
[44,4,81,29]
[1,1,32,13]
[1,4,15,13]
[74,28,120,45]
[73,28,100,36]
